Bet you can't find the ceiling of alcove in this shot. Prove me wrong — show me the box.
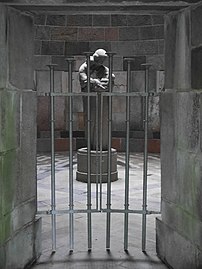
[2,0,201,14]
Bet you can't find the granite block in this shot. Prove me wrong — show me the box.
[133,40,159,55]
[9,8,34,89]
[89,42,111,53]
[111,15,127,26]
[34,14,46,25]
[191,47,202,89]
[35,25,51,40]
[66,14,92,26]
[93,15,110,26]
[156,217,200,269]
[65,41,89,56]
[119,27,139,41]
[46,15,66,26]
[33,55,51,71]
[41,41,64,55]
[127,15,152,26]
[34,40,41,55]
[191,5,202,47]
[152,15,164,25]
[78,27,105,41]
[139,25,164,40]
[51,26,78,41]
[105,27,119,41]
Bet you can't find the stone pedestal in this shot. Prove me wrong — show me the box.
[76,147,118,183]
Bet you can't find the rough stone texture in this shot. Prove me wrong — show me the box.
[0,5,8,89]
[191,47,202,89]
[156,218,202,269]
[0,7,41,269]
[157,4,202,269]
[9,7,34,90]
[164,9,191,90]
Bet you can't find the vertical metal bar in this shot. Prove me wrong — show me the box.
[106,52,115,250]
[48,64,57,253]
[141,63,151,252]
[124,58,133,251]
[95,94,99,210]
[99,94,103,210]
[66,58,75,252]
[85,52,92,250]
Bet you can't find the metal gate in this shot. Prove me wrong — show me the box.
[36,53,160,254]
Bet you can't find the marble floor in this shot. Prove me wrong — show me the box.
[31,152,168,269]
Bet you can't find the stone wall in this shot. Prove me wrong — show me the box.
[34,13,164,152]
[156,3,202,269]
[0,6,41,269]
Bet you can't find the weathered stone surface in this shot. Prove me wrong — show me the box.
[34,40,41,55]
[111,14,127,26]
[156,218,202,269]
[146,55,164,70]
[133,40,159,55]
[111,41,135,56]
[127,15,152,26]
[160,92,177,203]
[165,9,191,90]
[161,199,202,248]
[158,39,165,54]
[12,199,36,233]
[191,5,202,47]
[1,150,18,217]
[34,55,51,71]
[67,14,92,26]
[51,27,78,41]
[105,27,119,41]
[0,5,8,89]
[191,47,202,89]
[46,15,66,26]
[19,91,37,203]
[200,94,202,152]
[119,27,139,41]
[89,41,111,53]
[176,93,200,152]
[0,90,20,153]
[9,8,34,89]
[34,14,46,25]
[0,8,41,269]
[112,112,126,131]
[152,14,164,25]
[93,15,110,26]
[78,27,105,41]
[41,40,65,55]
[164,13,177,89]
[65,41,89,55]
[35,25,51,40]
[4,219,41,269]
[139,25,164,40]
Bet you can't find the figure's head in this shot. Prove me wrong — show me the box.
[93,49,108,65]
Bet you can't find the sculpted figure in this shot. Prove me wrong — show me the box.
[79,49,115,150]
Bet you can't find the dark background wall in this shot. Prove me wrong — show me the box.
[34,12,164,152]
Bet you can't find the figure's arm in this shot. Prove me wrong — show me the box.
[79,63,103,89]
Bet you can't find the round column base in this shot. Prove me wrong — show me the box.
[76,147,118,183]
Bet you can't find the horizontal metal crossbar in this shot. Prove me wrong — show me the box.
[37,209,161,215]
[37,91,160,97]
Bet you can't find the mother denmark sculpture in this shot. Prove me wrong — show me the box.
[79,49,115,150]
